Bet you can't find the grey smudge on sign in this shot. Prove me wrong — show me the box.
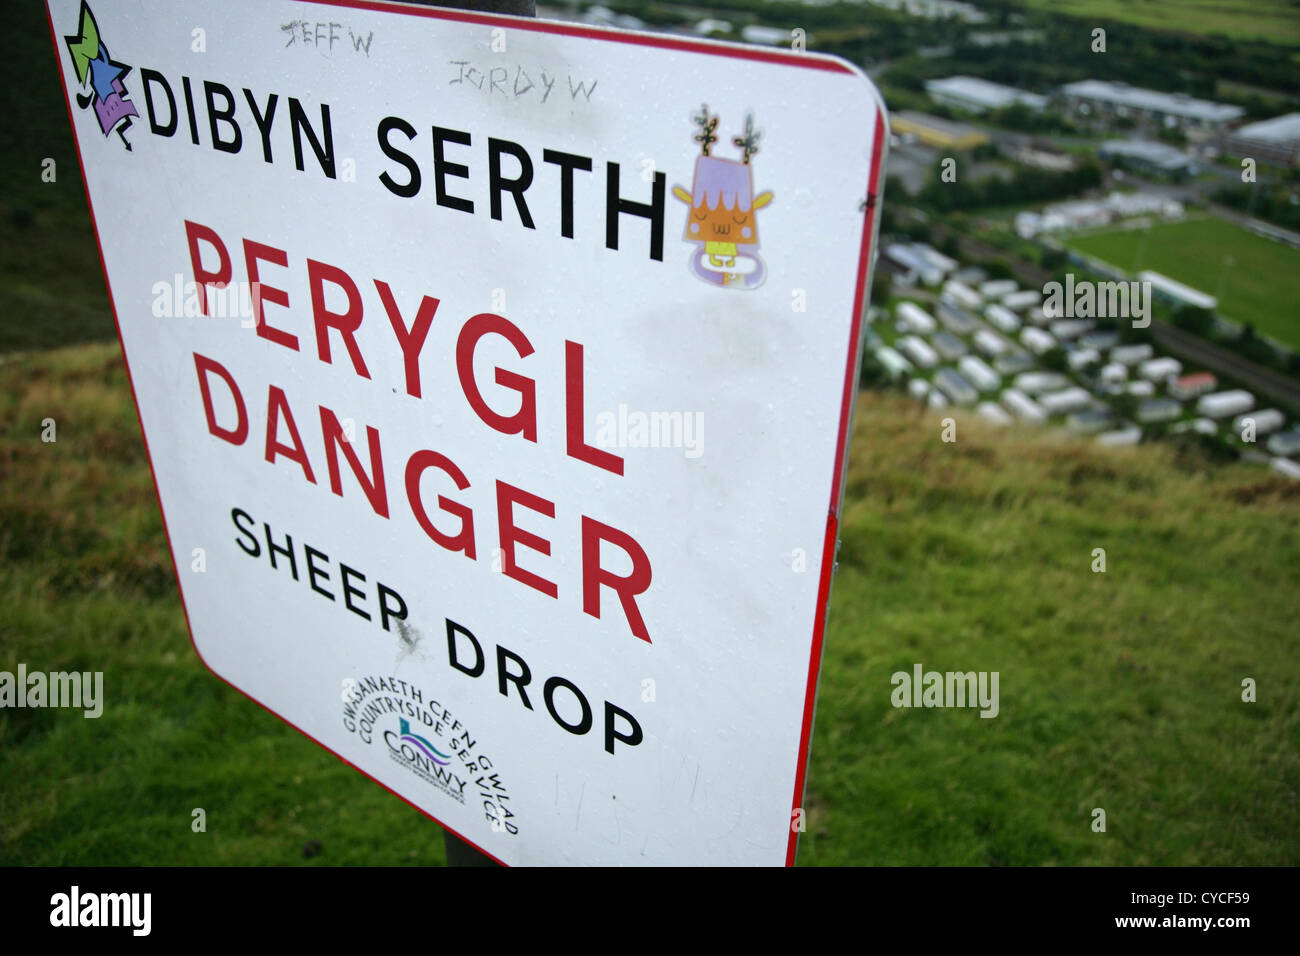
[395,620,424,663]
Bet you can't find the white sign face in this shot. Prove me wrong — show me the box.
[49,0,886,865]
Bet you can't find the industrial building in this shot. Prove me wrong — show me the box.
[1014,191,1183,239]
[1060,80,1244,132]
[1098,140,1195,179]
[924,76,1047,114]
[891,111,989,150]
[1223,113,1300,168]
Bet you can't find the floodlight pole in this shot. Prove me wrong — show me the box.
[411,0,534,866]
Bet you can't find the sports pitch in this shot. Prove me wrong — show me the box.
[1067,216,1300,350]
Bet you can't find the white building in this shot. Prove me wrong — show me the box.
[934,367,979,406]
[1061,80,1244,131]
[693,18,733,34]
[1140,270,1217,312]
[897,335,939,369]
[1138,357,1183,382]
[896,301,937,334]
[1014,371,1070,394]
[973,328,1010,358]
[1110,343,1154,367]
[1267,430,1300,456]
[1002,290,1041,312]
[1097,425,1142,446]
[1233,409,1285,436]
[1196,389,1255,419]
[1099,140,1195,177]
[741,25,788,46]
[874,346,914,380]
[979,279,1018,300]
[925,76,1046,114]
[977,402,1014,426]
[1099,362,1127,384]
[1000,388,1046,424]
[1039,387,1093,415]
[884,244,944,287]
[984,303,1021,333]
[1138,397,1182,423]
[958,355,1001,392]
[1019,326,1056,356]
[1223,113,1300,168]
[1050,319,1094,341]
[1068,348,1100,371]
[1169,372,1217,400]
[1015,191,1184,238]
[942,280,983,311]
[1270,458,1300,479]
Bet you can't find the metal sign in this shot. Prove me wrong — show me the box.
[48,0,887,865]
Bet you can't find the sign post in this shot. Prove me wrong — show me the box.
[47,0,888,866]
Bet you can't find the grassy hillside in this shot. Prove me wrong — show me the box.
[1007,0,1300,47]
[2,343,1296,865]
[0,2,114,354]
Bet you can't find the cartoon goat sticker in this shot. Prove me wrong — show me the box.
[672,106,774,290]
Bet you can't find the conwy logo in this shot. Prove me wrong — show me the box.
[64,2,139,150]
[391,717,452,766]
[343,675,519,834]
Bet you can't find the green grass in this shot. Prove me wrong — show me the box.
[1007,0,1300,46]
[0,345,448,865]
[3,343,1298,865]
[1067,216,1300,349]
[0,0,115,354]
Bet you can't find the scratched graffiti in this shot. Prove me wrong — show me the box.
[448,60,598,105]
[280,20,374,56]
